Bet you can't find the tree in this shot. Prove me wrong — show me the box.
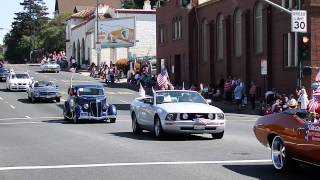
[40,13,71,53]
[4,0,49,63]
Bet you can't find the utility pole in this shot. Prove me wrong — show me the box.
[296,0,302,88]
[96,0,101,67]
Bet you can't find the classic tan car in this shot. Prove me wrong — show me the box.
[254,109,320,171]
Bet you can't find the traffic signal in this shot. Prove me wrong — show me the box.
[298,33,311,61]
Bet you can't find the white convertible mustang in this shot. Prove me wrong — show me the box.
[130,90,225,139]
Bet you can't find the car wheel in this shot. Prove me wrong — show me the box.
[73,114,79,124]
[31,96,36,103]
[132,113,142,134]
[271,136,295,171]
[56,98,60,103]
[211,131,224,139]
[28,96,31,101]
[154,117,164,138]
[110,118,116,123]
[63,109,69,120]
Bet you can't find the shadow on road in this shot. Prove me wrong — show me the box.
[113,104,130,111]
[223,164,319,180]
[110,132,214,141]
[17,98,56,104]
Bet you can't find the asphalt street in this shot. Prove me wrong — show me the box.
[0,64,319,180]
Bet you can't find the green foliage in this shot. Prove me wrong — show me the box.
[4,0,49,63]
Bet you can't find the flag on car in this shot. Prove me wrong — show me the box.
[139,83,145,98]
[157,69,168,87]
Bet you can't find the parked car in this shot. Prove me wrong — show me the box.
[27,80,61,103]
[63,84,117,124]
[41,60,60,73]
[0,68,10,82]
[254,109,320,171]
[6,72,33,91]
[130,90,226,139]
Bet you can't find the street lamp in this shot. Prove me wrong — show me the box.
[96,0,101,68]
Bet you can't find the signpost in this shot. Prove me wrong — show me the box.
[291,10,307,33]
[96,43,101,54]
[261,59,268,75]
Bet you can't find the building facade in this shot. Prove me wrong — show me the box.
[157,0,320,96]
[65,4,156,67]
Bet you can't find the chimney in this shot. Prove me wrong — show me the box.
[143,0,152,10]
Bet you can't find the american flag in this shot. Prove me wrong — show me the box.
[309,100,319,113]
[139,83,145,98]
[157,69,168,87]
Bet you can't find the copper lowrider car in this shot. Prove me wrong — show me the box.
[254,109,320,170]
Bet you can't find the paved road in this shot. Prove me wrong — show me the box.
[0,64,318,180]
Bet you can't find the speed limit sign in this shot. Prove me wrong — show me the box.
[291,10,307,33]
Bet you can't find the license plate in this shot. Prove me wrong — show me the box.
[194,125,206,130]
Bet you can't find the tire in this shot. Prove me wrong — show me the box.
[154,117,164,138]
[63,109,69,120]
[31,96,36,103]
[73,114,79,124]
[211,131,224,139]
[110,118,116,123]
[56,97,60,103]
[271,136,296,171]
[28,96,31,102]
[132,113,142,134]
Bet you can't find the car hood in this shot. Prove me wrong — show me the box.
[76,95,106,104]
[9,79,32,83]
[34,87,58,92]
[157,102,224,114]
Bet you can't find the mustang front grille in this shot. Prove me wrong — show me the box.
[179,113,215,120]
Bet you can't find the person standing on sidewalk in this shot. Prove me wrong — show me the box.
[249,81,257,110]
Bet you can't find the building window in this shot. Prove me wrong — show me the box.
[160,26,164,44]
[234,9,242,57]
[217,14,224,60]
[178,17,182,39]
[202,19,209,62]
[283,33,296,67]
[255,2,263,54]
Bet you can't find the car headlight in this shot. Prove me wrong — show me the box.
[182,113,189,120]
[103,103,109,110]
[83,104,89,110]
[208,113,215,120]
[69,99,75,107]
[165,113,177,121]
[217,113,224,120]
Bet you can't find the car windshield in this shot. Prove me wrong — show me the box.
[156,91,206,104]
[78,87,104,96]
[48,60,56,64]
[13,74,29,79]
[34,81,55,87]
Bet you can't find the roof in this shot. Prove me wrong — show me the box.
[55,0,122,14]
[70,8,95,18]
[74,5,95,13]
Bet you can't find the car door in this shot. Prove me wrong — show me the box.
[295,120,320,163]
[143,102,156,129]
[137,98,151,128]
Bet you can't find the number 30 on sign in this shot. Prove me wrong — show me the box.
[291,10,307,33]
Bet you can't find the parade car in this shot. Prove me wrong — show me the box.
[130,90,225,139]
[6,72,33,91]
[27,80,61,103]
[254,109,320,171]
[0,68,10,82]
[63,84,117,124]
[41,60,60,73]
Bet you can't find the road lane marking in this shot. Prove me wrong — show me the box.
[0,117,63,121]
[0,159,271,171]
[25,116,31,119]
[120,100,129,103]
[0,122,43,125]
[10,105,15,109]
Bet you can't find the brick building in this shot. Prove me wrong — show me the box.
[157,0,320,96]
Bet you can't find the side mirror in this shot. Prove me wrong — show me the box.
[206,99,212,105]
[143,98,153,104]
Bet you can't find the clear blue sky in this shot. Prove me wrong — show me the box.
[0,0,55,44]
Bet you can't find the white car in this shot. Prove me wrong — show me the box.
[130,90,226,139]
[6,72,33,91]
[41,60,60,73]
